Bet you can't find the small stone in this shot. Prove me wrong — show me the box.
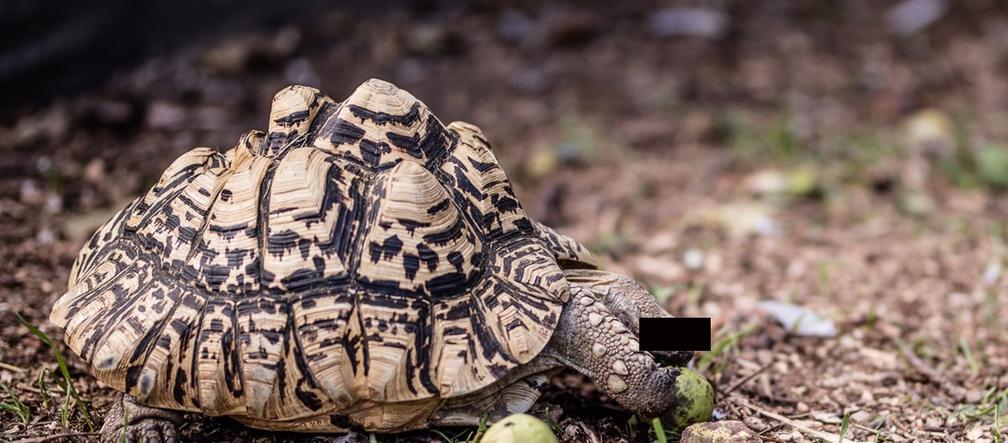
[44,193,63,214]
[965,388,984,404]
[497,10,537,45]
[851,410,871,424]
[36,227,56,245]
[772,361,789,374]
[526,146,558,178]
[146,102,187,129]
[965,424,984,440]
[925,416,942,429]
[887,0,947,35]
[859,390,875,403]
[742,415,767,431]
[679,420,759,443]
[19,179,42,204]
[701,203,779,237]
[902,108,954,154]
[84,159,106,182]
[649,7,728,39]
[982,261,1002,285]
[682,248,705,270]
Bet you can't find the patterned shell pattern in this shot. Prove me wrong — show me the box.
[49,79,595,430]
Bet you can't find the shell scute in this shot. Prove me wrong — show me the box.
[50,79,585,431]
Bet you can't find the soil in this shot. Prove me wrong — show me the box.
[3,1,1008,442]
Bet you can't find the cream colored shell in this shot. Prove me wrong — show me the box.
[50,80,594,432]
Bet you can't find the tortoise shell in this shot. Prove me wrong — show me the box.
[50,79,593,430]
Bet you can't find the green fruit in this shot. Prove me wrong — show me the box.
[480,413,558,443]
[664,368,715,432]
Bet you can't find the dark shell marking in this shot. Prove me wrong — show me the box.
[51,80,586,431]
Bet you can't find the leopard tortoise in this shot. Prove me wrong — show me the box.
[50,79,713,441]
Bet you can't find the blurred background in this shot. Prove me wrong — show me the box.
[3,0,1008,441]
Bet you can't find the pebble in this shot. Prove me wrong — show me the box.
[497,10,537,45]
[683,248,705,270]
[649,8,728,39]
[887,0,947,35]
[679,420,759,443]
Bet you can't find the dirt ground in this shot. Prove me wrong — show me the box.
[3,1,1008,441]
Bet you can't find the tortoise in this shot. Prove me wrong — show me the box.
[50,79,714,442]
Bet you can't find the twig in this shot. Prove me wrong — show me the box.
[736,398,868,443]
[12,432,101,443]
[719,362,771,396]
[738,385,799,405]
[0,361,26,373]
[14,383,44,395]
[809,413,895,440]
[894,339,966,400]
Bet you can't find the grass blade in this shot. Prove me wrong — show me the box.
[652,417,668,443]
[0,382,30,424]
[429,429,456,443]
[838,412,850,443]
[468,414,490,443]
[16,312,93,430]
[37,368,51,409]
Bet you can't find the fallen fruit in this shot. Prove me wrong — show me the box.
[665,367,716,432]
[480,413,558,443]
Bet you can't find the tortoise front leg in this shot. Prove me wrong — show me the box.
[564,269,694,367]
[547,286,714,431]
[101,394,182,443]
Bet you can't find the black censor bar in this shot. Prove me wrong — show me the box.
[638,317,712,351]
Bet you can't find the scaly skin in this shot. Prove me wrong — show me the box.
[431,269,713,429]
[564,269,695,366]
[547,286,702,424]
[101,395,181,443]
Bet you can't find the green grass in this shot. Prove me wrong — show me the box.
[37,368,50,409]
[696,322,758,376]
[960,338,981,376]
[724,112,806,166]
[954,386,1008,433]
[429,413,489,443]
[651,417,668,443]
[0,382,29,424]
[996,402,1003,443]
[119,398,129,443]
[429,429,460,442]
[650,285,678,304]
[835,132,896,183]
[16,313,93,431]
[966,388,1008,442]
[470,414,490,443]
[685,282,705,309]
[838,412,851,443]
[934,116,1008,191]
